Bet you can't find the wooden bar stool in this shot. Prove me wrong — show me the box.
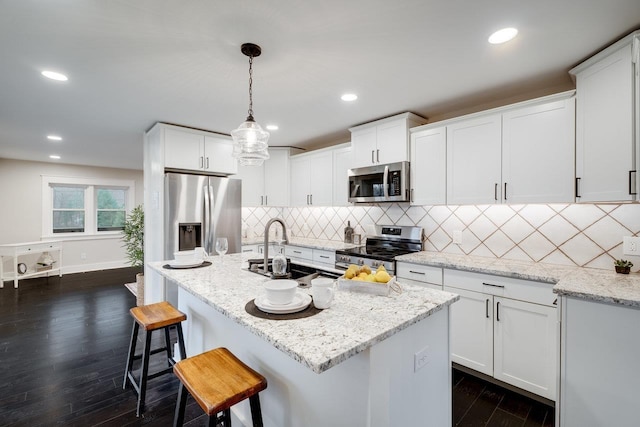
[123,301,187,417]
[173,347,268,427]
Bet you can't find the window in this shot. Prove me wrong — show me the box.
[42,176,135,238]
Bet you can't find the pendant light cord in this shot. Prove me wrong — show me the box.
[247,55,254,121]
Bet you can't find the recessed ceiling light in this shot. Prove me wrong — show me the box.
[41,70,68,81]
[49,155,61,159]
[266,124,279,131]
[488,27,518,44]
[341,93,358,102]
[47,135,62,141]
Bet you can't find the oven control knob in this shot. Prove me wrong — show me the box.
[372,261,380,267]
[358,259,365,265]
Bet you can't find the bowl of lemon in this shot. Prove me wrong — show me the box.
[337,264,399,296]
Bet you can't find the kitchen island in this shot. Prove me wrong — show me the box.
[149,253,459,427]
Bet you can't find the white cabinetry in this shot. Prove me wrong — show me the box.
[236,148,299,206]
[396,262,443,291]
[443,92,575,205]
[0,241,63,288]
[409,126,447,205]
[444,269,558,400]
[349,113,427,168]
[290,149,333,206]
[162,125,237,175]
[570,31,639,202]
[332,145,353,206]
[285,245,335,269]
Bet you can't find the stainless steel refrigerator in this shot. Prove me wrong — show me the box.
[164,173,241,259]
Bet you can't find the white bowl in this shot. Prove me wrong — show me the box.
[263,279,298,305]
[174,250,196,262]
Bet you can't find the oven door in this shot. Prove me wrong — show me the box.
[348,161,409,203]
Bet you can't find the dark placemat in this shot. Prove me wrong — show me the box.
[245,299,322,320]
[162,261,212,270]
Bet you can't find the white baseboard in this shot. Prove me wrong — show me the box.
[62,260,130,275]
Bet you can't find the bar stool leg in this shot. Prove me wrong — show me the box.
[173,382,188,427]
[249,395,264,427]
[176,323,187,361]
[137,330,153,417]
[164,326,173,366]
[123,321,139,389]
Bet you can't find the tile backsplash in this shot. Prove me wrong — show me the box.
[242,203,640,271]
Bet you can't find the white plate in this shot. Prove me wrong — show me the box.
[169,259,204,268]
[255,292,312,314]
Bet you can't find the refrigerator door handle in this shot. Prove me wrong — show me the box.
[206,184,215,254]
[203,185,211,253]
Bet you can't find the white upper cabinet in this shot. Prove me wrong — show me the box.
[290,149,334,206]
[236,148,296,207]
[333,146,353,206]
[410,126,446,205]
[447,114,502,205]
[571,31,639,202]
[502,97,575,203]
[162,125,237,175]
[349,112,427,168]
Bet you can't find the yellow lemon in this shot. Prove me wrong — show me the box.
[364,273,376,282]
[374,270,392,283]
[359,265,372,275]
[376,265,386,272]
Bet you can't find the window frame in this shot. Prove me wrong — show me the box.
[42,176,136,239]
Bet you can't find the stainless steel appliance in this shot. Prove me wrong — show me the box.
[165,173,241,259]
[335,225,423,275]
[348,161,410,203]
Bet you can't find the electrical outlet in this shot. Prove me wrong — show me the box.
[623,236,640,256]
[453,230,463,245]
[414,346,429,372]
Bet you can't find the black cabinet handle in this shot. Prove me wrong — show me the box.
[504,182,507,200]
[371,150,375,164]
[553,298,558,306]
[482,282,504,288]
[496,301,501,321]
[575,177,581,198]
[494,183,498,201]
[486,299,490,318]
[629,170,637,195]
[409,270,426,275]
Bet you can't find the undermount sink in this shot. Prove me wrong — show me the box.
[246,259,338,287]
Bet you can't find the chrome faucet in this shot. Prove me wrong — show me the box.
[263,218,289,273]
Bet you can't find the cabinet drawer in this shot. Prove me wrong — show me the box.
[16,242,61,255]
[313,249,335,265]
[444,269,556,307]
[285,245,313,261]
[396,262,443,285]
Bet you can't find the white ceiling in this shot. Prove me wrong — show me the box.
[1,1,639,171]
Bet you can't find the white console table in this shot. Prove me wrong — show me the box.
[0,240,63,288]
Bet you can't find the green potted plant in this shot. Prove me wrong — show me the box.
[122,204,144,305]
[614,259,633,274]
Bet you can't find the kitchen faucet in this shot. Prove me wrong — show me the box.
[263,218,289,273]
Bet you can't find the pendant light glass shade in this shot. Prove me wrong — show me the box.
[231,118,270,166]
[231,43,270,166]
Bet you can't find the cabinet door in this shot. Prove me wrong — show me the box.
[575,44,635,202]
[204,136,237,175]
[164,128,204,171]
[445,286,494,376]
[290,157,310,206]
[376,119,408,164]
[264,149,290,206]
[333,147,353,206]
[351,127,378,168]
[236,164,265,206]
[446,114,502,204]
[493,297,557,400]
[309,151,333,206]
[411,126,446,205]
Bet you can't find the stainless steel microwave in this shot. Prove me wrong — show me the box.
[348,161,410,203]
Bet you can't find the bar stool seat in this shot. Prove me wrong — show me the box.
[123,301,187,417]
[173,347,267,427]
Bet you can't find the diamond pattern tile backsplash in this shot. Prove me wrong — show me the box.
[243,203,640,271]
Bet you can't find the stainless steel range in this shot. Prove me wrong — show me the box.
[335,225,423,276]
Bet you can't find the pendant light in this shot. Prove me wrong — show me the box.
[231,43,270,166]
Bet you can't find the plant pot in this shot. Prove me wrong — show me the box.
[136,273,145,306]
[615,266,631,274]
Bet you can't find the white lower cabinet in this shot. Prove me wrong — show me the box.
[396,262,443,290]
[444,269,558,401]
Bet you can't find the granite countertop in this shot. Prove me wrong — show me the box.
[149,253,458,374]
[396,251,640,308]
[242,236,360,252]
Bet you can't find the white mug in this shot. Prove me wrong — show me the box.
[194,247,208,261]
[311,278,335,309]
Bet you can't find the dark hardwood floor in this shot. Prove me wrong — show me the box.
[0,268,555,426]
